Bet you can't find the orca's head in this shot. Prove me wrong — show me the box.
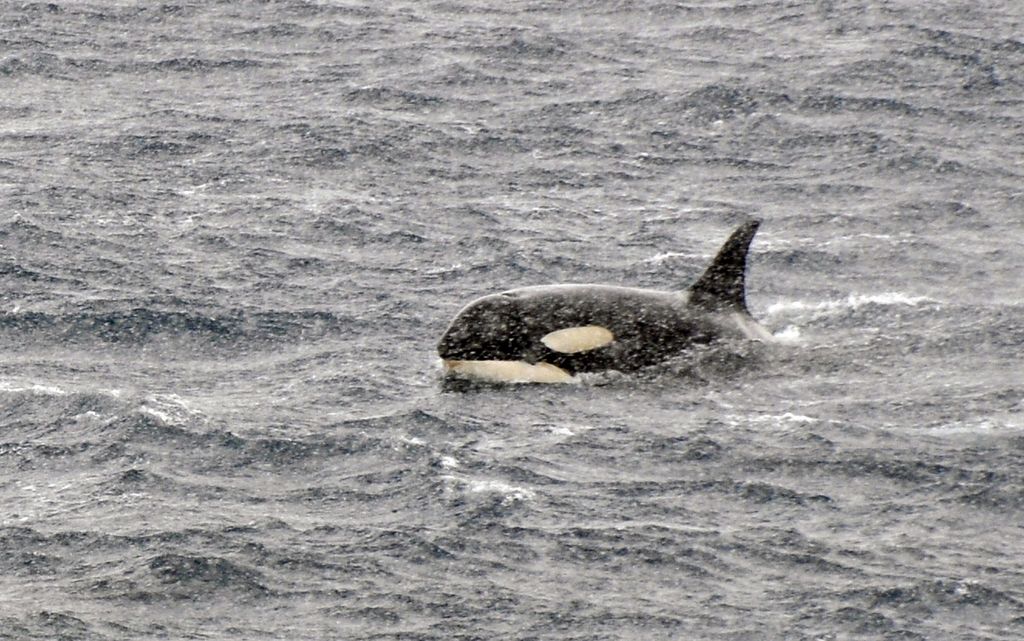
[437,293,528,361]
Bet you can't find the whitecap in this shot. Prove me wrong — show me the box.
[773,325,802,343]
[641,251,694,264]
[466,479,535,502]
[441,474,535,503]
[0,380,68,396]
[137,405,174,424]
[766,292,939,319]
[138,394,206,425]
[548,425,575,436]
[728,412,819,427]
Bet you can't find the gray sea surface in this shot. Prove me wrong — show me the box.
[1,1,1023,639]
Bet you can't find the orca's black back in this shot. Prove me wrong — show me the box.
[500,285,717,373]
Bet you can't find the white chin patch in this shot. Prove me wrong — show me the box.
[540,325,614,354]
[442,360,575,384]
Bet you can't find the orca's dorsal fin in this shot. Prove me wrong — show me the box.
[688,219,761,312]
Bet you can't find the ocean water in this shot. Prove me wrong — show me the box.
[1,1,1023,639]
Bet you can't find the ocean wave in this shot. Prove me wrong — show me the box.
[151,57,267,72]
[862,578,1023,611]
[0,611,94,641]
[146,553,269,596]
[0,307,356,345]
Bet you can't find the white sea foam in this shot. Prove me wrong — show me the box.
[766,292,939,318]
[466,479,535,502]
[642,251,694,264]
[0,381,68,396]
[138,406,174,424]
[775,413,818,424]
[728,413,820,427]
[548,425,576,436]
[542,422,597,437]
[773,325,803,343]
[441,475,535,503]
[138,394,206,425]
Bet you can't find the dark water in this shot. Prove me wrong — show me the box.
[2,1,1023,639]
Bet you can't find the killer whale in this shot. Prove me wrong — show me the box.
[437,219,771,383]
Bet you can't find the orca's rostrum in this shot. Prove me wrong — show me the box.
[438,219,772,383]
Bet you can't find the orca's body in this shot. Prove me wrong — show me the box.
[438,220,771,383]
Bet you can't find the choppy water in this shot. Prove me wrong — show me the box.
[2,1,1023,639]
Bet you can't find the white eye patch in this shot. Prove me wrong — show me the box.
[540,325,615,353]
